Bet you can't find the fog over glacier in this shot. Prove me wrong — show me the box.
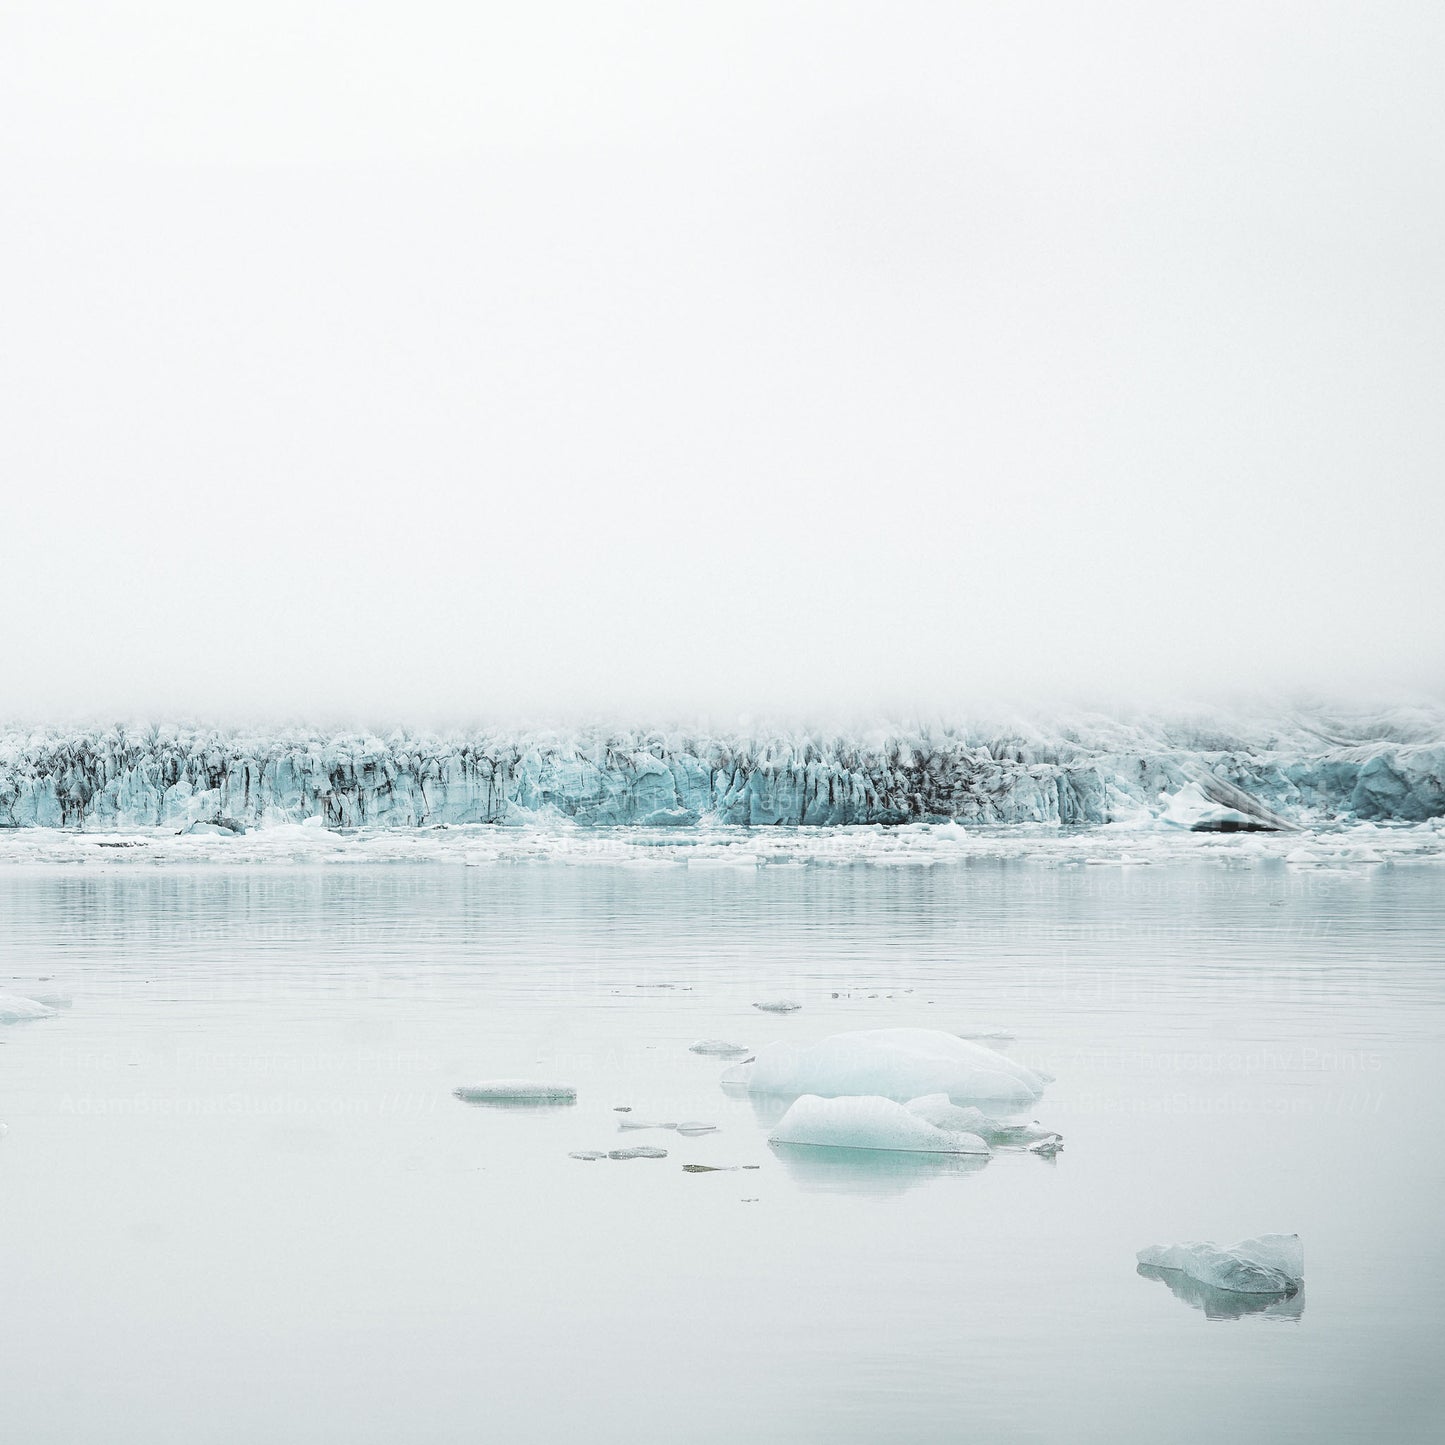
[2,3,1442,722]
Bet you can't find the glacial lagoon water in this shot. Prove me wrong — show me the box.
[1,845,1443,1443]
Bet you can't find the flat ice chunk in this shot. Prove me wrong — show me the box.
[690,1039,751,1056]
[770,1094,991,1154]
[453,1080,577,1104]
[609,1146,668,1160]
[743,1028,1046,1110]
[906,1094,1063,1152]
[1135,1235,1303,1294]
[675,1121,718,1136]
[0,994,55,1024]
[753,1000,802,1013]
[617,1118,677,1131]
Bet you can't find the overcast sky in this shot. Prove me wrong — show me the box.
[2,2,1441,725]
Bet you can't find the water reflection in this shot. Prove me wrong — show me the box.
[1137,1264,1305,1321]
[770,1142,991,1196]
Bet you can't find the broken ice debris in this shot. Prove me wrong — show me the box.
[0,995,56,1024]
[905,1095,1062,1154]
[569,1151,607,1161]
[737,1028,1046,1110]
[1135,1235,1303,1295]
[453,1081,577,1104]
[769,1095,992,1155]
[753,1000,802,1014]
[689,1039,750,1056]
[608,1146,669,1160]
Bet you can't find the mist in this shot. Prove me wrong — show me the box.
[2,2,1442,725]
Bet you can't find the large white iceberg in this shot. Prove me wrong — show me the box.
[0,994,55,1024]
[769,1095,991,1154]
[731,1028,1047,1110]
[1136,1235,1303,1294]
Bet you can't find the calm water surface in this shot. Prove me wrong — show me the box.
[1,859,1442,1443]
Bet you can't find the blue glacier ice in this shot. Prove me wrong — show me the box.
[0,706,1441,830]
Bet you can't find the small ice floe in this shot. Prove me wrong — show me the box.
[1136,1235,1303,1297]
[754,1000,803,1014]
[739,1028,1047,1110]
[618,1119,719,1136]
[453,1081,577,1104]
[569,1151,607,1161]
[682,1163,758,1173]
[0,995,56,1025]
[905,1095,1063,1155]
[689,1039,750,1057]
[609,1146,668,1160]
[769,1095,992,1155]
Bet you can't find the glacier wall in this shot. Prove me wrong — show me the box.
[1,712,1442,830]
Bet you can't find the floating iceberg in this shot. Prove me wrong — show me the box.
[689,1039,750,1056]
[904,1095,1062,1153]
[753,1000,802,1014]
[734,1028,1047,1110]
[453,1081,577,1104]
[769,1095,991,1154]
[1157,783,1288,833]
[1136,1235,1303,1295]
[0,994,55,1024]
[609,1146,668,1160]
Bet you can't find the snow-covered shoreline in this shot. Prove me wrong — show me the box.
[0,817,1438,870]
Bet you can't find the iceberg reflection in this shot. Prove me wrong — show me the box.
[1137,1264,1305,1322]
[770,1142,990,1196]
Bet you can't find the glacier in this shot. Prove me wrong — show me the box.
[1,706,1442,831]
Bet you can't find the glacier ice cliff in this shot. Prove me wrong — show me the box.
[0,708,1441,830]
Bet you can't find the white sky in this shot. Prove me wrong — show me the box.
[2,2,1442,724]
